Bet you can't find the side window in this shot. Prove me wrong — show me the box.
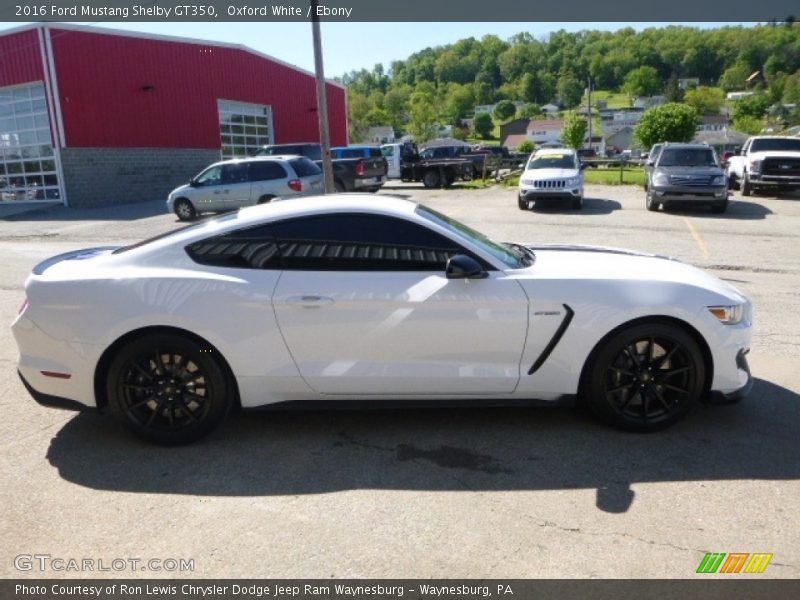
[272,214,477,271]
[185,224,281,269]
[194,166,222,187]
[381,146,394,158]
[250,161,288,182]
[289,158,321,177]
[222,163,248,185]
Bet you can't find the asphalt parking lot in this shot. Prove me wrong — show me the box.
[0,183,798,579]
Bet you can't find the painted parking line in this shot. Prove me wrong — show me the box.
[683,217,710,260]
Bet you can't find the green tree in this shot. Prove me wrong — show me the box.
[732,115,764,134]
[683,86,725,115]
[561,113,588,149]
[623,66,661,98]
[517,103,542,119]
[557,74,584,108]
[407,91,439,143]
[473,112,494,139]
[493,100,516,122]
[719,62,752,91]
[733,94,770,120]
[664,72,684,102]
[634,103,698,148]
[516,139,535,153]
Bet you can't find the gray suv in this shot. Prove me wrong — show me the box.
[645,144,728,214]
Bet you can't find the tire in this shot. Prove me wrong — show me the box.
[572,196,583,210]
[106,333,234,445]
[334,181,346,193]
[584,322,705,432]
[443,169,456,187]
[728,172,739,191]
[422,169,441,189]
[741,173,752,197]
[257,195,275,204]
[518,194,528,210]
[173,198,196,221]
[645,190,659,212]
[711,199,728,214]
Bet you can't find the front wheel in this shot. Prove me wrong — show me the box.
[584,323,705,432]
[645,191,659,212]
[106,333,234,445]
[711,199,728,214]
[741,174,752,197]
[572,196,583,210]
[173,198,196,221]
[518,194,528,210]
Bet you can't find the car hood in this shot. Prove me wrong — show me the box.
[748,150,800,160]
[522,168,579,179]
[169,183,191,196]
[521,244,746,302]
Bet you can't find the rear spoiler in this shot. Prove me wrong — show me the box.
[32,247,118,275]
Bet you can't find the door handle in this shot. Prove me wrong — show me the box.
[285,295,334,307]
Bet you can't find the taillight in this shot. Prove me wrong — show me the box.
[18,298,29,315]
[287,179,302,192]
[355,160,365,176]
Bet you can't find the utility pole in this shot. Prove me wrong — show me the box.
[311,0,335,194]
[586,76,593,152]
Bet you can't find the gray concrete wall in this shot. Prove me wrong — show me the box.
[59,147,220,207]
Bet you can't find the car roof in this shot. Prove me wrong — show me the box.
[206,155,304,168]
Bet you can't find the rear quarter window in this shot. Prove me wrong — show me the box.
[289,158,322,177]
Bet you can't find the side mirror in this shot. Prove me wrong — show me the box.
[446,255,488,279]
[188,179,197,187]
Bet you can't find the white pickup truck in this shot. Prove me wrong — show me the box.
[726,136,800,196]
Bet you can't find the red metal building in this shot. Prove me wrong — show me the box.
[0,23,348,207]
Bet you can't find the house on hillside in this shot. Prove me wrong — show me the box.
[526,119,564,145]
[500,118,530,147]
[366,126,395,144]
[541,103,560,115]
[503,134,530,151]
[600,108,645,135]
[696,115,729,132]
[678,78,700,90]
[605,127,636,152]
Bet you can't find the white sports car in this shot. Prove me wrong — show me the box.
[13,196,752,444]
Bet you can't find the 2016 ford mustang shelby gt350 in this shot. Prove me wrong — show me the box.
[13,196,752,444]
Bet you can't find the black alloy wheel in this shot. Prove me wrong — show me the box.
[587,323,705,431]
[107,334,233,445]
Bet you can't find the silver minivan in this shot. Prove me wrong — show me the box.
[167,155,324,221]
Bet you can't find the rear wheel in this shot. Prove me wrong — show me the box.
[257,195,275,204]
[422,169,441,189]
[106,333,234,445]
[585,323,705,432]
[334,181,346,193]
[728,172,739,191]
[173,198,196,221]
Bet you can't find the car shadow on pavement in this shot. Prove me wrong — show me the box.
[530,197,622,215]
[45,377,800,513]
[2,199,166,222]
[663,199,772,220]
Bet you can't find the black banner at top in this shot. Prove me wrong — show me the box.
[0,0,798,22]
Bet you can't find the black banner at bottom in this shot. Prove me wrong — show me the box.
[4,579,800,600]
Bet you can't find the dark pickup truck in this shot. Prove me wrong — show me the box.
[256,143,387,193]
[393,142,473,188]
[419,144,499,178]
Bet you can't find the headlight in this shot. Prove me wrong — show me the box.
[520,178,534,186]
[653,173,670,186]
[566,176,581,186]
[708,305,744,324]
[750,160,763,174]
[711,175,725,186]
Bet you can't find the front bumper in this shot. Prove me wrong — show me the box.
[748,174,800,188]
[520,187,582,201]
[708,349,752,405]
[651,186,728,202]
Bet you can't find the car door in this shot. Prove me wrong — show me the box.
[189,165,226,211]
[249,160,290,202]
[270,213,529,396]
[220,163,251,208]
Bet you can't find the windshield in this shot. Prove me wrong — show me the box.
[749,138,800,153]
[527,153,577,170]
[415,205,528,269]
[657,147,717,167]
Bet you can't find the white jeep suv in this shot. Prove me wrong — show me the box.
[519,147,585,210]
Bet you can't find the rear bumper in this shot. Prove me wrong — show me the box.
[18,370,94,412]
[353,175,387,189]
